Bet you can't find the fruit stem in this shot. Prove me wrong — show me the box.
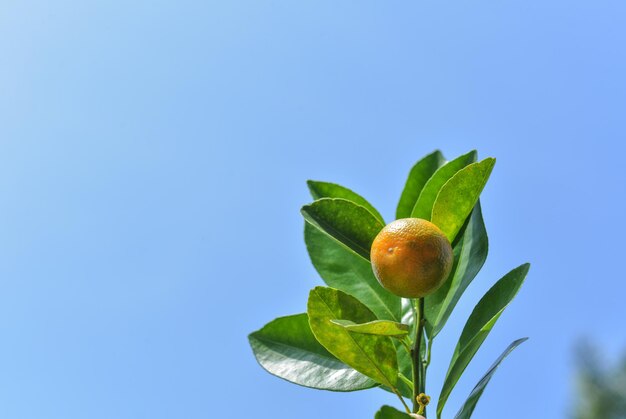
[412,298,426,414]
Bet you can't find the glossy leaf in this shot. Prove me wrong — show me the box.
[431,158,496,242]
[437,263,530,418]
[305,224,401,321]
[307,286,399,388]
[425,203,488,338]
[411,150,477,220]
[454,338,528,419]
[304,184,401,321]
[396,150,446,219]
[301,198,384,261]
[375,405,411,419]
[330,319,409,338]
[307,180,385,225]
[249,314,377,391]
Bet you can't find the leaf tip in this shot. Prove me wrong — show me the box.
[484,157,496,168]
[519,262,531,274]
[310,285,328,296]
[430,149,445,159]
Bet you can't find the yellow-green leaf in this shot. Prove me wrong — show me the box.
[307,286,398,388]
[396,150,446,219]
[411,150,477,219]
[431,158,496,242]
[330,319,409,338]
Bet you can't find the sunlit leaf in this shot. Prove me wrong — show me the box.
[330,319,409,338]
[425,203,488,338]
[304,185,401,322]
[411,151,477,219]
[396,150,446,220]
[302,198,384,261]
[437,263,530,419]
[307,286,398,388]
[249,314,377,391]
[431,158,495,242]
[308,180,385,225]
[454,338,528,419]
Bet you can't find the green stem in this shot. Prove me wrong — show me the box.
[400,339,412,356]
[423,337,433,376]
[412,298,425,413]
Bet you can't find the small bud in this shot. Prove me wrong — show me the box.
[409,414,425,419]
[416,393,431,407]
[415,393,431,415]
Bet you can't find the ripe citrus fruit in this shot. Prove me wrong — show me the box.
[370,218,453,298]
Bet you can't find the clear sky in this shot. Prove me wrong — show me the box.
[1,1,625,418]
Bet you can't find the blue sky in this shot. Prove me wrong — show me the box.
[1,1,625,418]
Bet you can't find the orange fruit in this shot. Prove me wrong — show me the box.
[370,218,453,298]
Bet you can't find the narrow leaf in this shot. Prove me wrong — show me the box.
[308,286,399,388]
[375,405,411,419]
[396,150,446,219]
[454,338,528,419]
[431,158,496,242]
[330,319,409,338]
[249,314,377,391]
[308,180,385,225]
[437,263,530,418]
[411,150,477,219]
[301,198,384,261]
[425,203,488,338]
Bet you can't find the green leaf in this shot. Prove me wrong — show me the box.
[437,263,530,419]
[303,183,401,322]
[249,314,377,391]
[396,150,446,219]
[425,203,488,338]
[397,372,414,392]
[454,338,528,419]
[330,319,409,338]
[375,405,411,419]
[411,150,477,220]
[307,286,399,388]
[301,198,384,261]
[307,180,385,225]
[394,330,415,399]
[394,299,418,399]
[377,337,414,399]
[431,158,496,242]
[305,224,401,321]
